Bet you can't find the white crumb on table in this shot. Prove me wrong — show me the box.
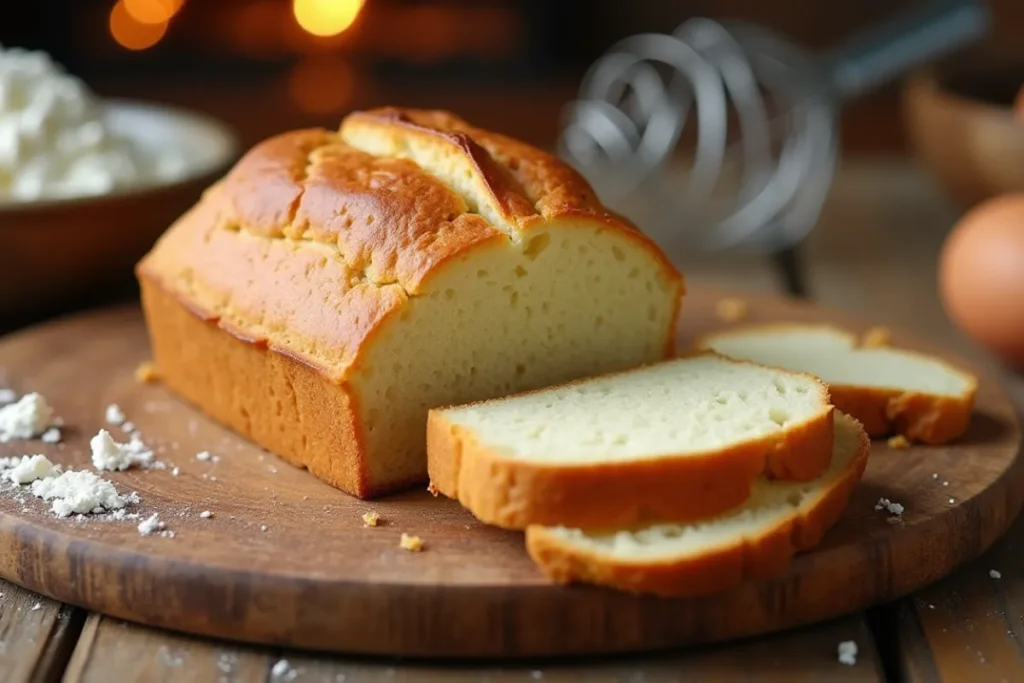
[271,658,298,681]
[837,640,858,666]
[990,570,1002,579]
[874,498,904,517]
[949,497,956,505]
[41,427,61,443]
[30,602,41,611]
[90,429,153,471]
[105,403,126,425]
[137,513,172,537]
[30,469,136,518]
[260,524,268,532]
[6,454,60,484]
[171,467,180,476]
[121,421,135,433]
[0,393,55,441]
[195,450,219,463]
[200,510,213,519]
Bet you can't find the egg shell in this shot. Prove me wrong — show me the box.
[939,193,1024,368]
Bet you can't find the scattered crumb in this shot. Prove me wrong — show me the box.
[121,421,135,433]
[0,388,16,405]
[887,434,910,449]
[875,498,904,517]
[105,403,126,426]
[949,497,956,505]
[837,640,858,666]
[271,659,298,681]
[400,533,424,552]
[195,451,219,463]
[90,429,153,471]
[0,392,55,442]
[990,570,1002,579]
[171,467,180,476]
[928,604,936,609]
[30,469,136,518]
[943,481,949,487]
[715,297,748,322]
[200,510,213,519]
[41,427,61,444]
[267,466,277,474]
[6,454,60,484]
[134,361,159,383]
[362,511,380,527]
[861,326,891,348]
[932,473,939,480]
[260,524,268,532]
[427,482,439,497]
[138,513,165,536]
[30,602,41,611]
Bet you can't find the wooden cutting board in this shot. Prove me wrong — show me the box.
[0,288,1020,658]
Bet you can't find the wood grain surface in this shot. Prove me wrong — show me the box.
[0,285,1018,658]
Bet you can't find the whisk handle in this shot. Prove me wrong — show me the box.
[822,0,990,101]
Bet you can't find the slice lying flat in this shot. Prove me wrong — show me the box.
[427,353,834,530]
[697,324,978,444]
[525,412,869,598]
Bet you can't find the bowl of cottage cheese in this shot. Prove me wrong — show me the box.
[1,46,238,321]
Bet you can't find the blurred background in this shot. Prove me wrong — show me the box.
[2,0,1020,154]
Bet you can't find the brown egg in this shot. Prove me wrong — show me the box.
[939,193,1024,368]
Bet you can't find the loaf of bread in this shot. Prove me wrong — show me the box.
[697,324,977,443]
[136,108,685,498]
[525,412,869,597]
[427,353,835,529]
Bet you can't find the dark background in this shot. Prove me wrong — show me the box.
[3,0,1022,156]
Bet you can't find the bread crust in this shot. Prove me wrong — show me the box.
[426,355,836,530]
[523,416,871,597]
[695,323,978,444]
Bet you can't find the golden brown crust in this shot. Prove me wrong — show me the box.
[138,278,420,499]
[426,355,836,530]
[523,418,871,597]
[694,323,979,444]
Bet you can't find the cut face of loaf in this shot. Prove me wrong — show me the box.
[427,353,835,529]
[525,412,870,598]
[697,324,978,443]
[136,107,684,498]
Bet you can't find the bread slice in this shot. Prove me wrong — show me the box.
[525,412,869,597]
[696,324,977,444]
[136,107,683,498]
[427,353,834,530]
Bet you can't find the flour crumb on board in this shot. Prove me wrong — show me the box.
[400,533,424,552]
[105,403,126,426]
[195,450,219,463]
[29,469,138,518]
[949,497,956,505]
[990,570,1002,579]
[887,434,910,449]
[837,640,858,666]
[874,498,904,523]
[714,297,748,322]
[361,511,380,527]
[6,454,61,484]
[199,510,213,519]
[90,429,153,471]
[271,659,299,681]
[138,513,173,538]
[41,427,61,443]
[171,467,180,476]
[0,388,16,405]
[0,392,55,441]
[30,602,41,611]
[260,524,268,532]
[121,421,135,433]
[932,473,939,479]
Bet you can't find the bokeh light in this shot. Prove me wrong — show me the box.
[110,0,169,51]
[292,0,366,38]
[123,0,184,25]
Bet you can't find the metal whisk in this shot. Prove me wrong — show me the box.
[558,0,990,290]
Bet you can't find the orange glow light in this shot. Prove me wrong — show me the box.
[293,0,365,38]
[287,56,355,114]
[123,0,184,25]
[110,0,168,51]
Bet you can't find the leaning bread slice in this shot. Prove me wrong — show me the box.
[696,324,977,444]
[427,353,834,530]
[525,412,869,598]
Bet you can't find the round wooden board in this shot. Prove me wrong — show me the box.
[0,288,1021,659]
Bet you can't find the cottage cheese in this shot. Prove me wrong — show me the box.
[29,469,137,518]
[90,428,153,471]
[6,454,59,484]
[0,45,186,202]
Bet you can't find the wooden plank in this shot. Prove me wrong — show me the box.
[0,578,83,683]
[62,614,272,683]
[280,616,883,682]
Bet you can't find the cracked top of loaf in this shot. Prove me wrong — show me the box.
[137,107,682,380]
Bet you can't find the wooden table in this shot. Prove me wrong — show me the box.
[1,159,1021,682]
